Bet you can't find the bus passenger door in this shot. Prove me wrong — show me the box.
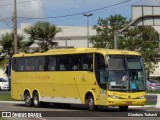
[95,53,107,106]
[99,88,107,106]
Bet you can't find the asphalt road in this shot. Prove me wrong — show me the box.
[0,102,160,120]
[146,94,158,104]
[0,91,159,120]
[0,90,10,94]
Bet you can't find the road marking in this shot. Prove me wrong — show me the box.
[146,110,160,111]
[34,117,47,120]
[94,113,112,117]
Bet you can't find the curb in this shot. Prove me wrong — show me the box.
[155,94,160,108]
[129,105,155,108]
[0,101,24,104]
[147,93,159,95]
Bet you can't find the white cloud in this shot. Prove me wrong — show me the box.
[1,0,160,28]
[1,0,160,19]
[0,0,44,19]
[17,0,44,18]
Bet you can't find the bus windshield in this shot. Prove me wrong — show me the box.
[107,55,146,92]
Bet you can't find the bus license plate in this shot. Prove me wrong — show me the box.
[126,101,132,105]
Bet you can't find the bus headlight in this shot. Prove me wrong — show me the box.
[108,95,119,99]
[139,96,146,99]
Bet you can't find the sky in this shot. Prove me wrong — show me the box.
[0,0,160,30]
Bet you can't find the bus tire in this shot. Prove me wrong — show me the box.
[24,92,32,107]
[86,95,97,111]
[33,92,40,107]
[119,106,128,111]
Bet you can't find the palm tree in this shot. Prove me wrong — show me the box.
[0,32,30,70]
[24,21,61,52]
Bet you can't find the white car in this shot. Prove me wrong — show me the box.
[0,78,9,91]
[146,79,160,91]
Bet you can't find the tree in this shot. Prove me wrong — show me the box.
[24,21,62,52]
[90,14,129,48]
[119,26,159,67]
[90,14,159,71]
[0,32,28,70]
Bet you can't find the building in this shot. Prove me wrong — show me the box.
[0,23,96,50]
[0,23,160,78]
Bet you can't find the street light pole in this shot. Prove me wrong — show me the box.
[13,0,18,54]
[83,13,93,48]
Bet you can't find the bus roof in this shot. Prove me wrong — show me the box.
[13,48,141,57]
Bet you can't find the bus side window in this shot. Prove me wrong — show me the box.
[18,58,25,71]
[60,64,66,70]
[72,65,78,70]
[34,56,45,71]
[58,55,70,71]
[90,64,93,70]
[12,58,18,71]
[83,64,88,70]
[71,54,81,71]
[39,65,44,71]
[82,53,93,71]
[20,66,24,71]
[48,56,56,71]
[25,57,34,71]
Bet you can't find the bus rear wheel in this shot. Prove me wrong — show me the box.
[33,92,40,107]
[24,92,32,107]
[86,95,97,111]
[119,106,128,111]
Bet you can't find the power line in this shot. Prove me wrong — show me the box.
[0,0,145,29]
[0,17,12,21]
[17,0,130,20]
[0,16,13,31]
[91,0,146,17]
[2,0,128,28]
[46,0,146,25]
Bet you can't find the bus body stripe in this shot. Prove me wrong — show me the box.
[39,96,82,104]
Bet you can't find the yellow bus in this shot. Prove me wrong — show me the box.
[11,48,146,111]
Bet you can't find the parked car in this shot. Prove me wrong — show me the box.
[146,79,160,91]
[0,78,9,91]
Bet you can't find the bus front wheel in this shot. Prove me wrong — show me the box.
[33,92,40,107]
[86,95,97,111]
[119,106,128,111]
[24,92,32,107]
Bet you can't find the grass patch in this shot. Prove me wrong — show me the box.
[147,90,160,94]
[145,101,156,105]
[0,92,15,101]
[0,117,6,120]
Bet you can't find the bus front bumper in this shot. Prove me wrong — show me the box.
[107,98,146,106]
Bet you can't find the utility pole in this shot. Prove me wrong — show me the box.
[83,13,93,48]
[114,31,119,49]
[13,0,18,54]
